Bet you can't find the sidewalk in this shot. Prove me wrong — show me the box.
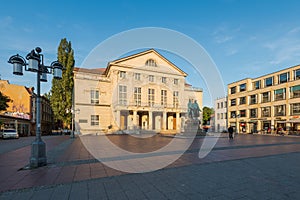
[1,134,300,199]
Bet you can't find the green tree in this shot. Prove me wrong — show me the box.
[0,92,10,112]
[202,106,214,125]
[50,38,75,128]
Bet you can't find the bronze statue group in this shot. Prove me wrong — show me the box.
[187,99,201,120]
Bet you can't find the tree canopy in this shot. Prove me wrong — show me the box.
[202,106,214,125]
[0,92,10,112]
[50,38,75,127]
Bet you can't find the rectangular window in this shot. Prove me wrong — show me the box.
[224,112,227,119]
[230,111,236,118]
[253,80,261,90]
[230,86,236,94]
[231,99,236,106]
[161,90,167,107]
[274,105,286,116]
[134,87,141,106]
[174,79,178,85]
[294,69,300,80]
[162,77,166,83]
[240,110,246,117]
[239,96,246,105]
[119,71,126,78]
[261,92,270,103]
[173,91,179,108]
[221,102,223,108]
[239,83,246,92]
[261,107,271,117]
[279,72,289,84]
[217,103,220,109]
[149,75,154,82]
[134,73,141,80]
[265,77,273,87]
[91,115,99,126]
[290,85,300,98]
[148,88,155,106]
[250,109,257,118]
[119,85,127,105]
[90,90,99,104]
[274,88,286,101]
[221,113,223,119]
[250,95,257,104]
[291,103,300,115]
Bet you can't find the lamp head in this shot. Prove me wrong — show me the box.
[8,54,26,76]
[51,61,64,79]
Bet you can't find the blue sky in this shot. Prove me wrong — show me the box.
[1,0,300,106]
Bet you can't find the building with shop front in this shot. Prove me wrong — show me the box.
[227,65,300,134]
[0,80,53,136]
[214,97,227,132]
[73,49,203,135]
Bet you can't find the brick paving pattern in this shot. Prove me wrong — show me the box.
[0,133,300,199]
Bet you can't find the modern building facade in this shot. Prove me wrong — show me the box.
[227,65,300,134]
[73,49,203,135]
[214,97,227,132]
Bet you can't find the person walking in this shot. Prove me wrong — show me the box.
[228,126,234,140]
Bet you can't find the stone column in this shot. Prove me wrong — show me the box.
[133,110,137,127]
[116,110,120,129]
[162,112,167,130]
[176,112,180,133]
[149,111,153,130]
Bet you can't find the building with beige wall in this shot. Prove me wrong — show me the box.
[227,65,300,134]
[74,49,203,135]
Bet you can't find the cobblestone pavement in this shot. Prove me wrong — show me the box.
[0,133,300,199]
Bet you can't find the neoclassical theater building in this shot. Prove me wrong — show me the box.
[74,49,203,135]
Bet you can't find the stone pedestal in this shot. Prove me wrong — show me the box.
[182,119,205,136]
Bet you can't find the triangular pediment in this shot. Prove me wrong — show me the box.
[104,49,187,77]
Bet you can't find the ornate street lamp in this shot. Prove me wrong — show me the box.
[8,47,63,168]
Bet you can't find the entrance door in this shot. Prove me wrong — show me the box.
[173,117,176,130]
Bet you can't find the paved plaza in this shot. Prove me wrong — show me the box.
[0,133,300,199]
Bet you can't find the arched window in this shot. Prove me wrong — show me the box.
[145,59,157,67]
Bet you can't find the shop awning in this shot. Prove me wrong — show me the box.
[287,119,300,123]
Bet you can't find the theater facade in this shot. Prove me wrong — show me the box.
[74,49,203,135]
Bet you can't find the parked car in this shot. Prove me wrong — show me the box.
[0,129,19,139]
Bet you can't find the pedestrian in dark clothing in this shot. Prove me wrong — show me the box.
[228,126,234,139]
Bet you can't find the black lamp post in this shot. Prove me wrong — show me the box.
[8,47,63,168]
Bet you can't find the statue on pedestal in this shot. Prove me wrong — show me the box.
[187,99,201,120]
